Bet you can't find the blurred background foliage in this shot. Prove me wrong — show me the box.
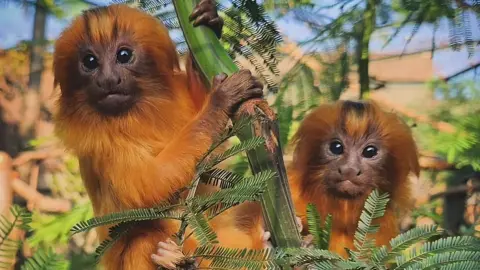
[0,0,479,269]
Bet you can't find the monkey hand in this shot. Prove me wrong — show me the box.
[295,216,303,233]
[301,234,314,248]
[190,0,224,38]
[261,229,273,249]
[151,239,196,269]
[210,69,264,117]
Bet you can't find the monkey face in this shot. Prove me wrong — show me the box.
[77,44,140,115]
[54,5,180,117]
[313,134,387,199]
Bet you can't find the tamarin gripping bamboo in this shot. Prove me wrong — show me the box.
[288,100,420,257]
[53,2,266,269]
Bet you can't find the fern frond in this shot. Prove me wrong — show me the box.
[395,236,480,270]
[404,250,480,270]
[306,204,332,250]
[0,205,32,269]
[436,261,480,270]
[352,189,390,261]
[186,213,218,246]
[201,168,244,189]
[95,222,135,262]
[371,225,441,264]
[191,245,278,269]
[191,170,274,212]
[71,203,182,234]
[20,247,68,270]
[205,136,265,168]
[282,247,342,266]
[197,116,256,171]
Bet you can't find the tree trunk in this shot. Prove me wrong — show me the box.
[0,152,15,270]
[358,0,377,99]
[24,0,47,144]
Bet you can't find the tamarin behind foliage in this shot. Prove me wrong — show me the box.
[288,100,420,257]
[53,2,265,269]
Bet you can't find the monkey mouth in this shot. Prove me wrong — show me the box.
[99,92,132,104]
[95,91,136,115]
[333,179,365,198]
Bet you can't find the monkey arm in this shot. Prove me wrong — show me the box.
[152,100,228,196]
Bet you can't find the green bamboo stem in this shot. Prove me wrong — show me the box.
[173,0,301,248]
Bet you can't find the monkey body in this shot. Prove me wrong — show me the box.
[53,4,264,270]
[288,100,419,257]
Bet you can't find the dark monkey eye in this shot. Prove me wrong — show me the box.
[82,54,99,70]
[117,48,133,64]
[329,141,344,155]
[362,145,378,158]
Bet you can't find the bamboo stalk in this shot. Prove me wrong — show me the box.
[173,0,301,248]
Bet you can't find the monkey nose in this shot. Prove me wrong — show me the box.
[96,75,122,89]
[338,167,362,178]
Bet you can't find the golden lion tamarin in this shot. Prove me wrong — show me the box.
[288,100,420,257]
[53,2,266,269]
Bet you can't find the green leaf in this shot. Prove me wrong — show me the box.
[306,204,332,250]
[352,189,390,261]
[371,225,441,264]
[205,136,265,168]
[394,236,480,270]
[71,203,182,234]
[404,250,480,270]
[0,205,32,269]
[191,245,278,269]
[94,222,136,262]
[187,213,218,246]
[20,247,68,270]
[201,168,244,189]
[192,170,274,213]
[282,247,342,267]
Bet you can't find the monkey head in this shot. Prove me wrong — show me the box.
[291,100,419,199]
[53,4,179,116]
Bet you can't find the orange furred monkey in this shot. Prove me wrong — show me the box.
[288,100,419,257]
[53,2,265,269]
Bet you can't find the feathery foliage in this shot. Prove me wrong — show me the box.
[276,190,480,269]
[352,189,390,261]
[415,79,480,171]
[20,247,68,270]
[0,205,31,269]
[114,0,283,92]
[1,206,68,270]
[390,0,480,57]
[192,246,279,269]
[68,114,275,264]
[306,204,332,250]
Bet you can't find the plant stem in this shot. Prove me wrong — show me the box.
[173,0,301,248]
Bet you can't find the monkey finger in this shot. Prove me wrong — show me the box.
[295,216,303,233]
[208,17,224,29]
[189,4,207,21]
[157,239,180,251]
[252,79,264,90]
[261,230,273,249]
[151,254,176,269]
[212,73,228,88]
[248,87,264,98]
[238,69,253,76]
[192,12,216,27]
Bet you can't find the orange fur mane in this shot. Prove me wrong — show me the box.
[53,5,200,211]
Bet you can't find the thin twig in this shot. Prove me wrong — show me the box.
[12,148,65,167]
[11,177,72,213]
